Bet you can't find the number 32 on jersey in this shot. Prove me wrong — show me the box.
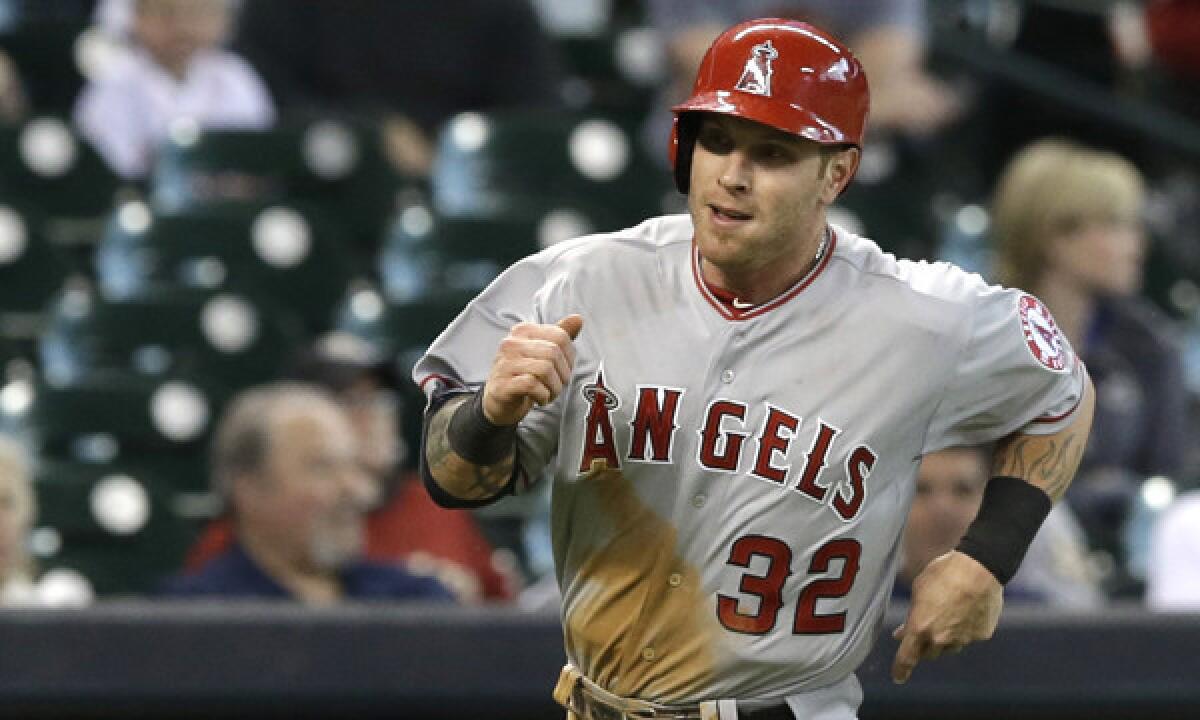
[718,535,861,635]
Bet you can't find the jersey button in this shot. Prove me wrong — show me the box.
[642,647,657,661]
[721,369,735,383]
[668,573,683,588]
[692,494,707,508]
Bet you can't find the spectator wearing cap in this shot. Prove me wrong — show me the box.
[184,335,518,603]
[160,382,454,603]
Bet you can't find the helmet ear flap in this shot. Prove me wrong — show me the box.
[671,113,701,195]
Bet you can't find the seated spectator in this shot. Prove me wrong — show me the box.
[991,138,1190,590]
[73,0,275,178]
[160,382,454,604]
[1146,490,1200,610]
[183,336,517,603]
[0,434,36,605]
[895,446,1103,608]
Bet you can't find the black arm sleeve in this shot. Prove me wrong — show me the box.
[418,389,518,509]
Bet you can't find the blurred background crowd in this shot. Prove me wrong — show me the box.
[0,0,1198,614]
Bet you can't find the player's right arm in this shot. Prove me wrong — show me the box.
[421,315,583,505]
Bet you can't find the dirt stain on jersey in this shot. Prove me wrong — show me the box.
[561,468,719,702]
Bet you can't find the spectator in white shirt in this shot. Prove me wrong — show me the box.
[74,0,274,178]
[1147,491,1200,610]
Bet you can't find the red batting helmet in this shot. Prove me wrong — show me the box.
[669,18,870,193]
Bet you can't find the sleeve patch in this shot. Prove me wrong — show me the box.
[1018,293,1071,372]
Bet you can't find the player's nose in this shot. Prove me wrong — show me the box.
[718,152,752,193]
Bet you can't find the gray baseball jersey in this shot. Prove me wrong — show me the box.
[415,215,1086,716]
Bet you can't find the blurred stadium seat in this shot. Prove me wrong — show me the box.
[431,109,674,233]
[1,370,227,469]
[0,202,75,348]
[0,115,120,220]
[31,459,199,596]
[554,25,664,120]
[39,283,306,390]
[95,200,361,335]
[380,206,542,302]
[149,119,415,256]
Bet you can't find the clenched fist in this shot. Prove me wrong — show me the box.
[482,315,584,426]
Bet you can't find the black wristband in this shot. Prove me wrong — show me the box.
[447,389,518,465]
[955,476,1052,585]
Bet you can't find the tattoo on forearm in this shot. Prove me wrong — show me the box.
[992,430,1086,502]
[426,396,516,500]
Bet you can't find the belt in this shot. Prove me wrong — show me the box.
[554,665,794,720]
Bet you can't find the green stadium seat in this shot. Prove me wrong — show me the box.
[380,207,541,302]
[95,201,362,334]
[431,109,674,232]
[39,284,307,390]
[554,26,663,118]
[0,116,121,220]
[0,203,75,346]
[1,371,230,468]
[149,118,413,255]
[31,460,199,596]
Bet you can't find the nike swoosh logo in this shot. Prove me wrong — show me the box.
[731,298,755,309]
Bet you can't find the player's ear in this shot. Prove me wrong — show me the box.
[819,146,860,205]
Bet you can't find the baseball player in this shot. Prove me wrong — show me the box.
[415,18,1095,720]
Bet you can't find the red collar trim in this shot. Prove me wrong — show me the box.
[691,228,838,321]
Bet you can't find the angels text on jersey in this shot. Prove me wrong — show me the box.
[577,369,876,523]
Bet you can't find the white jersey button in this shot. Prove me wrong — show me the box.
[692,494,707,508]
[642,647,657,661]
[721,369,735,383]
[668,572,683,587]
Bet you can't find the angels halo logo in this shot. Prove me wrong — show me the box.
[1018,294,1069,372]
[735,40,778,96]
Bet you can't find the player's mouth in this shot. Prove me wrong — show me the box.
[709,203,753,225]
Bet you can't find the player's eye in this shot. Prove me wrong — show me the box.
[697,126,733,154]
[754,144,793,164]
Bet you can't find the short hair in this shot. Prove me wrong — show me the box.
[209,382,343,503]
[0,433,33,529]
[991,137,1144,291]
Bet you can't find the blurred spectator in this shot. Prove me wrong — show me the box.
[894,446,1102,608]
[184,334,519,603]
[73,0,275,178]
[642,0,963,158]
[991,138,1190,589]
[1145,0,1200,120]
[160,382,454,604]
[0,49,27,122]
[232,0,563,176]
[0,434,36,605]
[1146,490,1200,610]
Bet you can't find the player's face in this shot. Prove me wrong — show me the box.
[1048,220,1146,297]
[687,114,850,293]
[238,400,374,572]
[903,448,987,578]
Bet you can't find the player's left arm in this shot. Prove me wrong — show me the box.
[892,373,1096,684]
